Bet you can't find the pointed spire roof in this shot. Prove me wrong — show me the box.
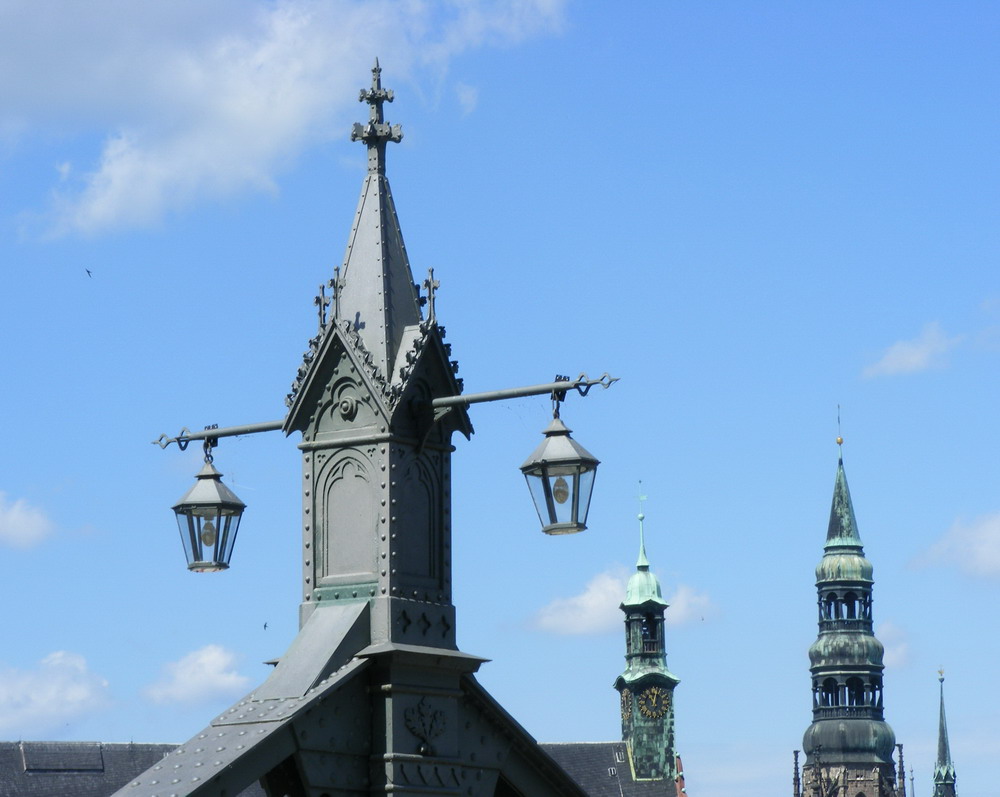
[623,495,667,608]
[934,672,957,789]
[337,59,421,383]
[825,453,864,550]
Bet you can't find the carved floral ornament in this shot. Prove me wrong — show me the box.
[405,697,446,755]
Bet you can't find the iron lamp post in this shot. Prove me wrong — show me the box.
[171,440,246,572]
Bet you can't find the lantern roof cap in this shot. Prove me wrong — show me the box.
[172,460,246,511]
[519,417,599,471]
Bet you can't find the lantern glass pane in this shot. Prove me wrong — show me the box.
[524,473,552,527]
[576,467,597,527]
[547,472,575,527]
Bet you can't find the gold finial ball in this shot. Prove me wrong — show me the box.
[836,436,843,446]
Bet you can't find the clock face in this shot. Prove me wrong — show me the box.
[620,690,633,720]
[637,686,670,718]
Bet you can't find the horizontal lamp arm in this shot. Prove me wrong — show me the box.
[153,420,284,450]
[430,372,618,410]
[152,374,617,449]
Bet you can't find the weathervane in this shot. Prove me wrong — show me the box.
[350,58,403,174]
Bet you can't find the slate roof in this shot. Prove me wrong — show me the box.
[541,742,679,797]
[0,742,265,797]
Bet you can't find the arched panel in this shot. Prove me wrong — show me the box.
[322,453,377,580]
[395,452,441,583]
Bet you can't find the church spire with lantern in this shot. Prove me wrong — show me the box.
[800,439,901,797]
[614,491,681,785]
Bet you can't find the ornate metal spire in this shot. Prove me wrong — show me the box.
[351,58,403,174]
[933,671,957,797]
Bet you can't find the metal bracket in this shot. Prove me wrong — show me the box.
[152,420,284,450]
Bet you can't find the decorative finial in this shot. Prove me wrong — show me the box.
[836,404,844,448]
[314,280,332,331]
[350,58,403,174]
[636,481,650,570]
[422,268,440,323]
[938,666,945,683]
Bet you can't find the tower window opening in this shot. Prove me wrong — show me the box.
[870,679,883,707]
[844,592,858,619]
[846,677,864,706]
[640,615,660,653]
[821,678,839,707]
[823,593,838,620]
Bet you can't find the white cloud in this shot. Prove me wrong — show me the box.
[455,82,479,115]
[0,492,54,548]
[862,321,961,378]
[532,568,714,635]
[533,568,628,635]
[921,512,1000,577]
[145,644,251,705]
[876,621,909,669]
[0,0,566,236]
[0,651,109,737]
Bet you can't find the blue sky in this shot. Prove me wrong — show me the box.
[1,2,998,796]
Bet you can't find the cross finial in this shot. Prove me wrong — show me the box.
[314,281,332,331]
[422,268,440,323]
[350,58,403,174]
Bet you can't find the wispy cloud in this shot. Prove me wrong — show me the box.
[862,321,961,378]
[531,568,714,635]
[0,652,109,737]
[533,568,628,634]
[876,621,909,669]
[0,492,53,548]
[919,512,1000,577]
[665,583,716,627]
[0,0,566,236]
[145,644,251,705]
[455,82,479,115]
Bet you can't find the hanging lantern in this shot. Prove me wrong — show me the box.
[172,442,246,572]
[520,416,600,534]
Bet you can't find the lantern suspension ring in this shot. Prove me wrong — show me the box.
[550,374,571,419]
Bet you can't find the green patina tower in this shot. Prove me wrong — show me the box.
[932,674,957,797]
[614,507,680,783]
[801,450,901,797]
